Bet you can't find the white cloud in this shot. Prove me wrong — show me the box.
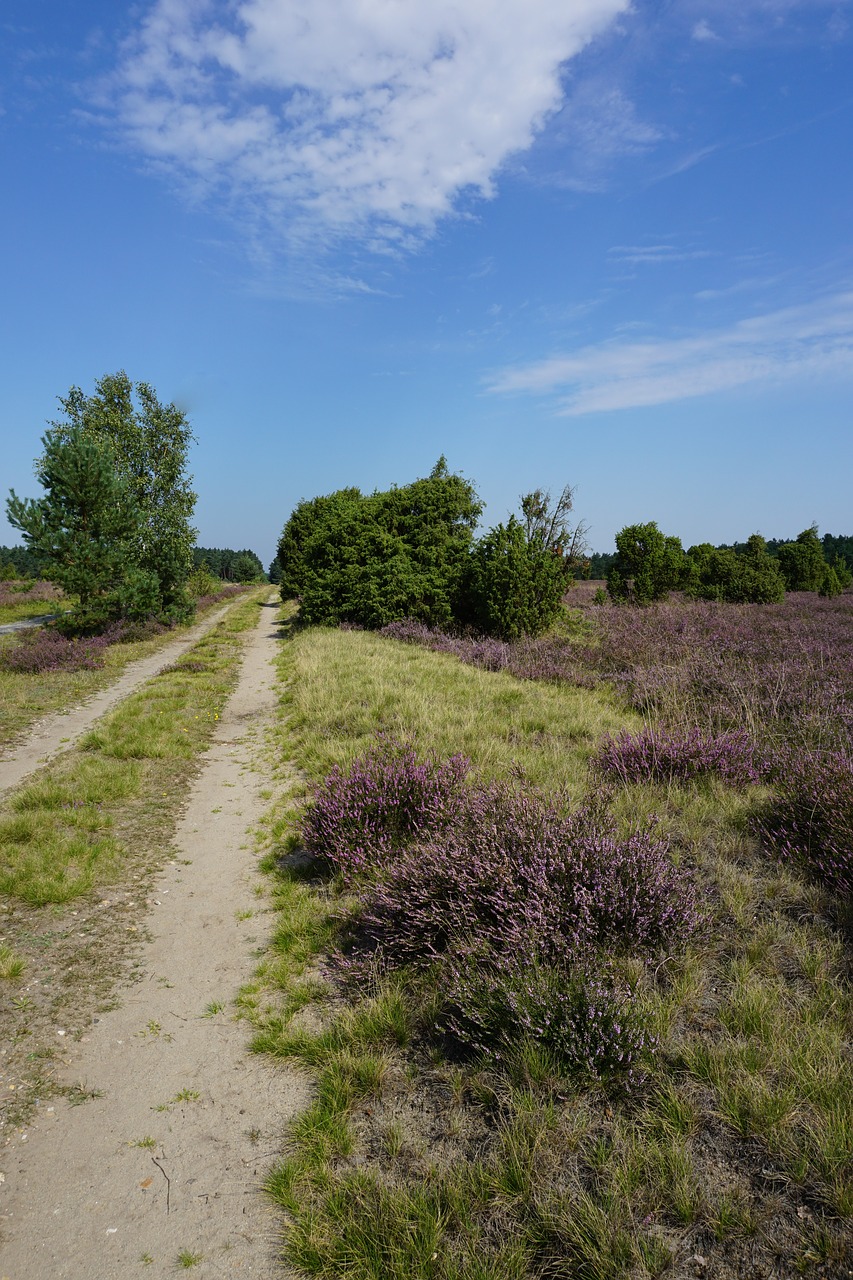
[111,0,629,247]
[487,291,853,414]
[691,19,719,41]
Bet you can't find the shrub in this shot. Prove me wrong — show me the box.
[686,536,785,604]
[300,736,470,882]
[351,784,699,972]
[819,564,843,598]
[1,627,111,673]
[754,747,853,898]
[283,460,482,628]
[441,954,654,1084]
[187,564,221,599]
[777,526,827,592]
[594,726,765,787]
[464,516,570,639]
[607,523,688,604]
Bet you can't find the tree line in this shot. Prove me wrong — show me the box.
[193,547,265,582]
[604,522,851,604]
[587,531,853,585]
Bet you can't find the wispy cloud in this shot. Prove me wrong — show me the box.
[538,82,664,192]
[487,291,853,415]
[608,243,711,266]
[107,0,629,250]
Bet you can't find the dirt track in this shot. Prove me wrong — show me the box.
[0,601,238,799]
[0,600,305,1278]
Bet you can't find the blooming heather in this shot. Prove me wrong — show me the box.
[594,726,765,787]
[300,735,470,882]
[754,747,853,898]
[352,782,699,969]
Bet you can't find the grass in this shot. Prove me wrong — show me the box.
[175,1249,203,1268]
[0,942,26,978]
[0,591,264,905]
[0,590,249,750]
[248,612,853,1280]
[279,622,639,795]
[0,579,77,625]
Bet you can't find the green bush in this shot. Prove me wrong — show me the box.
[777,526,826,592]
[465,517,569,639]
[607,522,687,603]
[686,535,785,604]
[819,564,843,598]
[282,460,482,629]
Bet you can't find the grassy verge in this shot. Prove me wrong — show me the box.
[0,590,251,750]
[250,616,852,1280]
[278,621,637,793]
[0,589,267,1130]
[0,581,71,627]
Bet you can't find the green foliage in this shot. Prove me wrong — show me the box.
[45,371,197,619]
[465,516,570,639]
[821,532,853,577]
[829,554,852,590]
[0,544,45,578]
[232,551,264,582]
[277,488,362,599]
[519,482,590,574]
[186,563,221,598]
[587,551,617,580]
[281,460,482,628]
[776,526,826,592]
[6,429,147,630]
[267,555,283,584]
[818,564,843,598]
[0,560,17,581]
[193,546,264,580]
[607,523,687,604]
[686,535,785,604]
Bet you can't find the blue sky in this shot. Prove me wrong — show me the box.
[2,0,851,567]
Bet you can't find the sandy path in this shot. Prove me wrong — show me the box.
[0,600,239,798]
[0,600,307,1279]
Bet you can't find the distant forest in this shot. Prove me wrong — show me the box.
[1,543,266,582]
[192,547,265,580]
[586,532,853,580]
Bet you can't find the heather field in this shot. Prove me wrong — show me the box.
[252,593,853,1280]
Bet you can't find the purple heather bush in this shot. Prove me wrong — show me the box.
[1,617,166,674]
[309,747,699,1083]
[441,954,655,1086]
[300,735,470,883]
[594,726,766,788]
[351,782,699,970]
[754,747,853,898]
[2,626,113,673]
